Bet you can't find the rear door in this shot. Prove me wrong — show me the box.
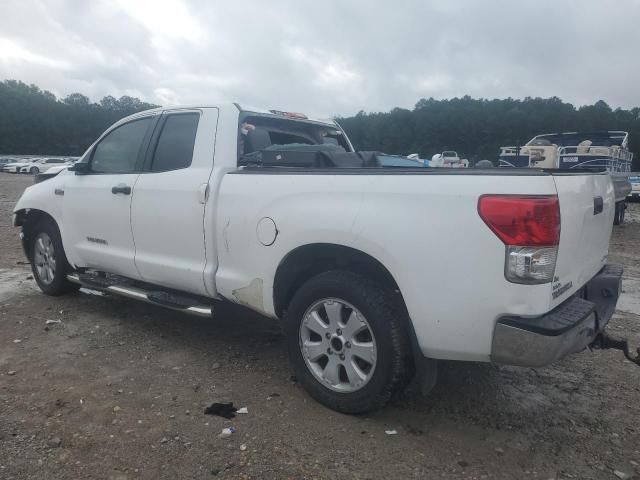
[130,108,219,296]
[62,114,157,278]
[550,172,615,307]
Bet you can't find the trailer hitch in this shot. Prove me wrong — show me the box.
[592,333,640,366]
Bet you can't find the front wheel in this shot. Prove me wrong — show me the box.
[30,166,39,174]
[29,219,79,295]
[284,270,413,413]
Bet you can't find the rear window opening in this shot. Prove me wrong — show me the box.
[238,113,426,169]
[238,113,351,162]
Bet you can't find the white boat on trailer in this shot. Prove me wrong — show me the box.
[499,131,633,224]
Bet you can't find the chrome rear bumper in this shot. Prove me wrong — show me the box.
[491,264,623,367]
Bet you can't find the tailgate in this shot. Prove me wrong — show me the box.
[550,172,615,308]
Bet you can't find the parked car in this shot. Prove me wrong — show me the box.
[0,157,17,169]
[12,104,628,413]
[4,158,41,173]
[19,158,69,174]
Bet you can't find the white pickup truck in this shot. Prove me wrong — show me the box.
[13,104,633,413]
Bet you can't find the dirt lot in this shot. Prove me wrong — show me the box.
[1,173,639,480]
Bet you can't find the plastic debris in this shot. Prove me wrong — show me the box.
[240,443,247,451]
[45,319,61,325]
[13,339,22,343]
[7,371,16,376]
[218,427,236,439]
[236,407,248,414]
[205,402,238,419]
[385,429,398,435]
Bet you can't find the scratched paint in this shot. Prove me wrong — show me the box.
[232,278,264,310]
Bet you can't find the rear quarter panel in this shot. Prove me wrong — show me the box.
[215,171,559,361]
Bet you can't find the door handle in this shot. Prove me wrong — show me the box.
[112,184,131,195]
[593,196,603,215]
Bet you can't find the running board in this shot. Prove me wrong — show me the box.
[67,274,213,317]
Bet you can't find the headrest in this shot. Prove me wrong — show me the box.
[245,128,272,153]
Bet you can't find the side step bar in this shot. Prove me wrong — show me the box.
[67,274,213,317]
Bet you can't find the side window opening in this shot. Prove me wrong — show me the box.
[150,113,200,172]
[91,117,152,174]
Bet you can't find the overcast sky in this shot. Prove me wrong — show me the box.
[1,0,639,117]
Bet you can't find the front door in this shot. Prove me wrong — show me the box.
[62,115,156,278]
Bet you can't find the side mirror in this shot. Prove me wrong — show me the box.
[69,162,90,175]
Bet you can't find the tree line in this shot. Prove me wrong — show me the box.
[1,79,638,169]
[338,96,640,169]
[0,80,158,156]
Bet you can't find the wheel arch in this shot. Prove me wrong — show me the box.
[272,243,404,319]
[14,208,59,261]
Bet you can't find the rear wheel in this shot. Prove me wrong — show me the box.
[30,166,39,174]
[30,218,78,295]
[284,270,413,413]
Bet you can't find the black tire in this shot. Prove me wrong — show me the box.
[29,218,79,296]
[30,166,39,174]
[614,202,623,225]
[284,270,413,414]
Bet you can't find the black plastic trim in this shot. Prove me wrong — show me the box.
[499,296,595,337]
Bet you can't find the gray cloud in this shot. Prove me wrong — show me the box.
[1,0,639,117]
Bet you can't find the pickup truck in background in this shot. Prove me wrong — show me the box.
[12,104,634,413]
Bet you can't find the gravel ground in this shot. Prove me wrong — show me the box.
[1,173,639,480]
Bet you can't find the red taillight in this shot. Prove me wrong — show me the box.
[478,195,560,246]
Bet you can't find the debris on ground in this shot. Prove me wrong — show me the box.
[47,436,62,448]
[236,407,248,414]
[204,402,238,419]
[45,319,61,325]
[218,427,236,439]
[384,430,398,435]
[614,470,631,480]
[7,370,17,376]
[240,444,247,451]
